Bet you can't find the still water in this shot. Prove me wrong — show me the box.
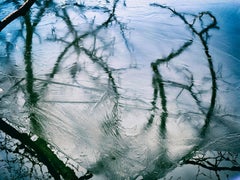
[0,0,240,179]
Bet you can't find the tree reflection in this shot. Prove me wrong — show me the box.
[143,3,220,179]
[1,0,126,178]
[150,3,218,136]
[41,0,125,137]
[0,0,239,179]
[186,151,240,180]
[148,40,193,137]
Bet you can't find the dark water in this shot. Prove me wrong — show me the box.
[0,0,240,179]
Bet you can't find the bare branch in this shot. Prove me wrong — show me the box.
[0,0,36,31]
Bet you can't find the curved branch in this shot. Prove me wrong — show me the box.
[0,0,36,31]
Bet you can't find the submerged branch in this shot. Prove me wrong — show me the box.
[0,118,92,179]
[0,118,75,179]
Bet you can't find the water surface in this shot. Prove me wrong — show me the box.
[0,0,240,179]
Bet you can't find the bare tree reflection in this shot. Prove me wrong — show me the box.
[39,0,132,138]
[186,151,240,180]
[150,3,218,137]
[1,0,128,179]
[0,0,239,179]
[142,3,220,179]
[22,0,55,141]
[148,40,193,137]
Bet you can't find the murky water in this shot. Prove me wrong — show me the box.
[0,0,240,179]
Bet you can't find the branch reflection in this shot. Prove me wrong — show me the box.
[0,1,239,179]
[143,3,220,179]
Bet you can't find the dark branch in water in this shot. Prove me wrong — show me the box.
[44,0,120,83]
[154,40,193,65]
[185,150,240,179]
[150,3,218,137]
[144,4,219,178]
[0,118,92,179]
[186,159,240,172]
[151,62,168,137]
[150,3,218,36]
[0,0,36,31]
[22,0,54,134]
[147,40,193,132]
